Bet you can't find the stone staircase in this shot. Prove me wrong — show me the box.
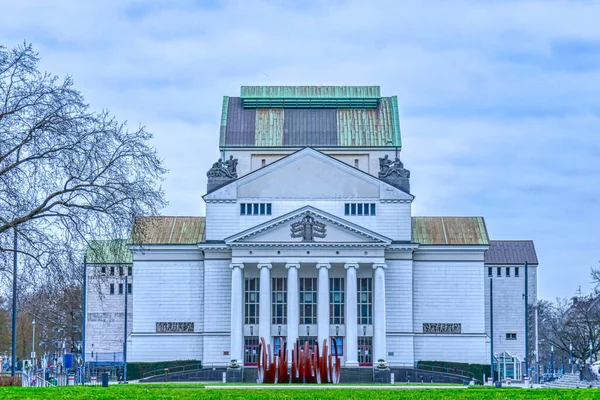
[542,373,600,388]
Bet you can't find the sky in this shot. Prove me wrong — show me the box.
[2,0,599,300]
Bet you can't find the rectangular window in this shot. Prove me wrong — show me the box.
[253,203,259,215]
[358,337,373,366]
[109,283,114,295]
[240,204,246,215]
[497,267,501,277]
[357,203,363,216]
[128,266,132,276]
[331,337,344,356]
[506,333,517,340]
[260,203,266,215]
[515,267,519,277]
[244,336,259,365]
[241,203,272,216]
[506,267,510,277]
[244,277,260,325]
[274,337,282,355]
[345,203,376,216]
[266,204,272,215]
[119,266,124,276]
[261,159,266,167]
[357,278,373,325]
[110,266,115,276]
[345,204,350,215]
[272,278,287,324]
[330,277,345,324]
[246,203,252,215]
[101,266,106,275]
[300,278,317,324]
[127,283,132,295]
[371,203,376,215]
[364,204,370,216]
[351,204,356,216]
[488,267,492,277]
[118,283,123,295]
[354,159,359,168]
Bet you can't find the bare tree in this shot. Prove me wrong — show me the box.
[0,43,166,292]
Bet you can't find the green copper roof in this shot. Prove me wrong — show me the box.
[86,239,133,264]
[412,217,489,245]
[221,86,402,148]
[241,86,381,108]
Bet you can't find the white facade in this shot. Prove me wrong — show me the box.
[85,87,538,371]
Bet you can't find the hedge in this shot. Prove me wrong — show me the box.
[126,360,202,380]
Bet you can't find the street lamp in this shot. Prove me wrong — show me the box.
[570,341,573,373]
[551,345,554,375]
[32,319,36,371]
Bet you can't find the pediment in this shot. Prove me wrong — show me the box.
[204,148,414,201]
[225,206,391,246]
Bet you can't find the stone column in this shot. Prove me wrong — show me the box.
[286,262,300,360]
[230,263,244,363]
[373,263,387,363]
[316,263,331,350]
[258,263,272,347]
[344,262,359,367]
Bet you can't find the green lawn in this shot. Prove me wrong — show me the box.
[1,386,599,400]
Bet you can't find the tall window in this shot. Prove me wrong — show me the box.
[118,283,124,295]
[110,266,115,276]
[300,278,317,324]
[506,267,510,277]
[128,266,132,276]
[357,278,373,325]
[330,278,345,324]
[109,283,115,295]
[331,337,343,356]
[515,267,519,277]
[487,267,492,277]
[244,336,259,365]
[497,267,501,277]
[272,278,287,324]
[127,283,132,295]
[244,278,260,324]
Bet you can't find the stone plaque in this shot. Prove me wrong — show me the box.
[422,323,461,334]
[156,322,194,333]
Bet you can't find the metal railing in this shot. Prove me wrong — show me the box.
[414,363,475,380]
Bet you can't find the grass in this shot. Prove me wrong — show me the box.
[1,386,599,400]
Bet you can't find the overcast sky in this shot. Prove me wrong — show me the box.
[2,0,599,300]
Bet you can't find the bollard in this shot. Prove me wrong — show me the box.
[101,372,109,387]
[91,376,97,385]
[487,377,493,386]
[68,375,75,386]
[222,372,226,383]
[524,377,530,388]
[390,373,394,384]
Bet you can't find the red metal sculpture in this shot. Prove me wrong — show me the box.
[257,337,340,384]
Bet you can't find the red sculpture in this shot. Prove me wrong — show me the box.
[257,337,340,384]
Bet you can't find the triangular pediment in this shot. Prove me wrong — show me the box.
[225,206,391,246]
[204,148,414,201]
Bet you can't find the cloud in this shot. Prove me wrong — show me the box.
[1,0,599,299]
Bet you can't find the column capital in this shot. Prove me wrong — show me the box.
[230,263,244,270]
[372,263,387,270]
[257,263,272,269]
[344,262,360,270]
[285,262,300,270]
[316,262,331,270]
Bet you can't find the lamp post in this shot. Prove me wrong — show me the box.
[590,339,593,366]
[551,345,554,375]
[32,319,36,371]
[570,341,573,373]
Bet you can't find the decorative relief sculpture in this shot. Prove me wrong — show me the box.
[422,323,461,334]
[378,155,410,179]
[291,215,326,242]
[207,155,238,179]
[156,322,194,333]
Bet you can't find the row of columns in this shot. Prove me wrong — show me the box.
[230,261,387,366]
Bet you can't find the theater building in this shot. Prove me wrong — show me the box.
[85,86,538,372]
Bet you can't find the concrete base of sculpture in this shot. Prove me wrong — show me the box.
[207,176,235,192]
[381,176,410,194]
[226,367,243,383]
[373,368,391,384]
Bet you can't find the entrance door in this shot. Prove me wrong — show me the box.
[244,336,259,366]
[358,337,373,366]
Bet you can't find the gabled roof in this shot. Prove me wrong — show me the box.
[412,217,489,245]
[225,205,392,246]
[204,147,414,198]
[86,239,133,264]
[131,216,206,245]
[220,86,401,148]
[484,240,538,265]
